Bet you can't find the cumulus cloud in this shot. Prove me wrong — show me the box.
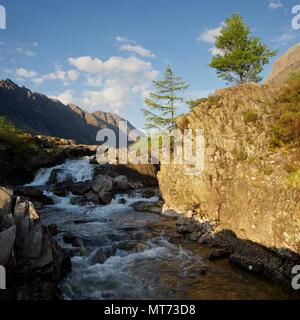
[269,1,283,10]
[197,23,224,56]
[197,24,223,44]
[115,35,155,58]
[16,66,80,85]
[119,44,155,58]
[68,55,153,75]
[68,54,159,113]
[16,67,38,78]
[50,90,74,105]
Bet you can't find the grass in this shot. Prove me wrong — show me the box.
[271,73,300,147]
[287,169,300,189]
[243,111,258,124]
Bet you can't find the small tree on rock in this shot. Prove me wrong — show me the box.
[209,13,277,84]
[142,66,189,130]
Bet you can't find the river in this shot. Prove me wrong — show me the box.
[26,157,290,300]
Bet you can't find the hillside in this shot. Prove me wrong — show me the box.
[0,80,135,145]
[158,47,300,288]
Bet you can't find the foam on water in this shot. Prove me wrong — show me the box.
[26,157,95,186]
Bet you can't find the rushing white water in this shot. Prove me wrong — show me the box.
[26,157,95,186]
[26,157,289,300]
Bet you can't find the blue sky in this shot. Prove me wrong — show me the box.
[0,0,300,128]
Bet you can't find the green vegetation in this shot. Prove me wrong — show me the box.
[209,13,277,84]
[142,66,189,130]
[243,111,258,124]
[188,95,220,111]
[0,116,39,182]
[271,73,300,147]
[287,169,300,189]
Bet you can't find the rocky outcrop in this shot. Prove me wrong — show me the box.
[0,79,136,145]
[0,134,96,186]
[266,42,300,86]
[158,82,300,287]
[0,187,71,300]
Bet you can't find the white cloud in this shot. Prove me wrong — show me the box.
[115,35,155,58]
[33,42,39,47]
[67,69,80,81]
[119,44,155,58]
[50,90,74,105]
[85,75,103,87]
[269,1,283,10]
[197,24,223,44]
[209,47,224,56]
[68,55,152,75]
[69,54,159,113]
[16,47,36,57]
[271,29,298,44]
[16,67,38,78]
[116,36,135,43]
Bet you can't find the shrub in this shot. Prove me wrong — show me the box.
[243,111,258,124]
[287,169,300,189]
[271,73,300,147]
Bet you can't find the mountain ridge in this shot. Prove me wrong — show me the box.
[0,79,136,145]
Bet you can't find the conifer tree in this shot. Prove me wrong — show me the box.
[142,66,189,130]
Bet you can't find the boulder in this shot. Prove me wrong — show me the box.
[118,198,127,205]
[99,192,113,205]
[47,224,59,236]
[0,187,13,218]
[130,201,163,214]
[89,248,108,265]
[0,225,16,265]
[207,249,231,261]
[113,175,129,191]
[63,232,84,248]
[67,180,91,195]
[91,175,113,195]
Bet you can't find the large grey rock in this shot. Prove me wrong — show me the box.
[0,225,16,265]
[113,175,129,191]
[91,175,113,195]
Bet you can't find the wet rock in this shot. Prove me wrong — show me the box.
[63,232,84,248]
[130,201,163,214]
[0,225,16,265]
[47,224,59,236]
[176,216,191,227]
[177,225,194,235]
[89,248,108,265]
[118,198,127,205]
[113,175,129,191]
[85,192,100,204]
[113,240,150,255]
[141,188,156,198]
[52,187,67,197]
[47,169,63,185]
[73,219,97,225]
[0,187,13,228]
[207,249,231,261]
[91,175,114,195]
[99,192,113,205]
[68,180,91,195]
[14,187,54,205]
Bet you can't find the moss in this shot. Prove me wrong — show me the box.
[243,111,258,124]
[287,169,300,189]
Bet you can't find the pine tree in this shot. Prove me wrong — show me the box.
[142,66,189,130]
[209,13,277,84]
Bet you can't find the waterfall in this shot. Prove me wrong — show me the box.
[26,157,95,187]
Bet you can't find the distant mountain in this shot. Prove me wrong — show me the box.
[0,79,136,145]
